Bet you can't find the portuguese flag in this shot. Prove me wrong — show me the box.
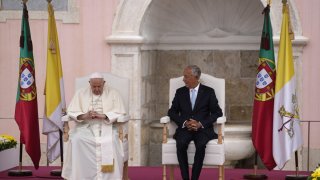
[14,2,41,169]
[251,5,276,170]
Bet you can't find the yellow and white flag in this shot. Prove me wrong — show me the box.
[42,2,66,163]
[273,2,303,169]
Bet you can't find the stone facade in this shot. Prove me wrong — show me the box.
[141,50,258,166]
[142,50,258,123]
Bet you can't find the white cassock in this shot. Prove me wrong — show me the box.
[62,85,126,180]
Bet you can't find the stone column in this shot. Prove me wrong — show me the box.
[109,42,143,166]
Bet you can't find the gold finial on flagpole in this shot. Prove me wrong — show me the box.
[267,0,272,5]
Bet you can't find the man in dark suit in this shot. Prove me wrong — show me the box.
[168,65,223,180]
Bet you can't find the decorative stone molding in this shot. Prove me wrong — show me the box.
[141,36,262,51]
[109,0,308,51]
[107,35,144,44]
[0,0,79,23]
[111,0,152,36]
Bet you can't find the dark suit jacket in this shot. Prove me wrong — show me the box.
[168,84,223,140]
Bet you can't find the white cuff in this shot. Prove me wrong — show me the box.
[104,112,123,124]
[182,120,188,128]
[68,112,84,122]
[198,121,204,128]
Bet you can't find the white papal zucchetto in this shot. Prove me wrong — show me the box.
[90,72,103,79]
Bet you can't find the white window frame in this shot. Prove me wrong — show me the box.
[0,0,79,23]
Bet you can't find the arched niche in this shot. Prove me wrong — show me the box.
[107,0,306,44]
[106,0,308,166]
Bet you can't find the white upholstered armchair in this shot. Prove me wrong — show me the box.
[160,73,226,180]
[63,73,130,180]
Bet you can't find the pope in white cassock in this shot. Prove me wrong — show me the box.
[62,72,126,180]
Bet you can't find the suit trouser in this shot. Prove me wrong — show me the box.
[175,129,210,180]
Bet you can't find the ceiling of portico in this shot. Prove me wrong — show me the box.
[141,0,264,43]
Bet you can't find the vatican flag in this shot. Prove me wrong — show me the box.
[42,2,66,163]
[272,3,303,169]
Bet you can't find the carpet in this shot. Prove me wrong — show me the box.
[0,166,310,180]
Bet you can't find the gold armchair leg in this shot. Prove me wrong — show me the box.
[169,165,174,180]
[163,165,167,180]
[222,165,225,180]
[218,165,224,180]
[123,161,128,180]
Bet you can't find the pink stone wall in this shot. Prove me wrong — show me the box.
[0,0,119,142]
[295,0,320,148]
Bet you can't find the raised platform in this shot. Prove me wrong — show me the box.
[0,166,310,179]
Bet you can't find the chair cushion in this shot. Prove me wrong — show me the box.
[162,138,225,165]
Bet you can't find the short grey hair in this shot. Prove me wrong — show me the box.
[187,65,201,79]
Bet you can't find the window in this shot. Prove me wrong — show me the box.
[0,0,79,23]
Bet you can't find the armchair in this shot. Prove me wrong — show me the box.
[160,73,226,180]
[63,72,130,180]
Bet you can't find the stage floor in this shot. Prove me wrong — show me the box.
[0,166,310,180]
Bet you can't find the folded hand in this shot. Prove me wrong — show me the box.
[186,119,201,131]
[79,111,107,120]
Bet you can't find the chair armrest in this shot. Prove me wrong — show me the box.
[216,116,226,124]
[215,116,226,144]
[116,115,129,141]
[117,115,130,123]
[62,115,70,122]
[160,116,170,124]
[160,116,171,143]
[62,120,70,142]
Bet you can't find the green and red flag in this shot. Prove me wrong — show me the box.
[251,4,276,170]
[14,2,41,169]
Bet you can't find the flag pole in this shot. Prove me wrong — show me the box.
[46,0,64,175]
[45,0,66,176]
[50,129,64,176]
[279,1,307,179]
[243,152,267,180]
[285,151,308,180]
[8,142,32,176]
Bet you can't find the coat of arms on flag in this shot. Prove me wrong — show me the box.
[19,58,37,101]
[277,93,300,138]
[255,60,275,102]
